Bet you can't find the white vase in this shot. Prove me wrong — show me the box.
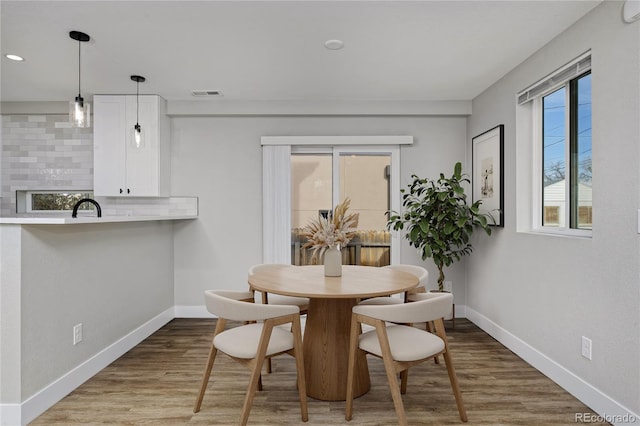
[324,246,342,277]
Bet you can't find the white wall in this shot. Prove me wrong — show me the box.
[18,222,174,398]
[467,1,639,416]
[171,116,468,309]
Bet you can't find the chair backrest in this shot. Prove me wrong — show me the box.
[383,264,429,288]
[205,290,299,322]
[248,263,293,276]
[353,292,452,324]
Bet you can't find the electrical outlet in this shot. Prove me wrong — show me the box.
[73,323,83,345]
[581,336,592,360]
[444,281,453,293]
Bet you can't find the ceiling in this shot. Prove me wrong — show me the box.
[1,1,602,104]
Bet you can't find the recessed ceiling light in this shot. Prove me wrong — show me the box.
[5,54,24,61]
[324,39,344,50]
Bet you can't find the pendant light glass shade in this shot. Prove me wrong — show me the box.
[70,96,90,128]
[133,123,144,148]
[69,31,91,128]
[131,75,146,149]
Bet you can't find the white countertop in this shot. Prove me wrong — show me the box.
[0,214,197,224]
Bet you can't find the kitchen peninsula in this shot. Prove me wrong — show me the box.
[0,214,196,224]
[0,212,196,425]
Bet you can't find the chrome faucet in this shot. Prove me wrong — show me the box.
[72,198,102,218]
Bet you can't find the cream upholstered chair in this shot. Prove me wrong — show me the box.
[248,264,309,373]
[353,274,438,355]
[386,264,429,302]
[248,264,310,312]
[345,292,467,425]
[194,290,308,425]
[359,265,429,307]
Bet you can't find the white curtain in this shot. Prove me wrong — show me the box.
[262,145,291,263]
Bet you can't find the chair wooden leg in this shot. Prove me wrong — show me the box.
[435,319,467,422]
[194,318,226,413]
[239,323,273,426]
[240,359,264,426]
[193,342,218,413]
[425,321,440,364]
[400,370,408,395]
[442,348,467,422]
[240,319,273,426]
[375,321,408,426]
[382,354,407,426]
[261,292,273,374]
[292,316,308,422]
[345,315,360,421]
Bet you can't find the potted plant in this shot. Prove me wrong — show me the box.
[388,162,494,291]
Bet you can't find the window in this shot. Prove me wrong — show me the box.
[518,52,591,236]
[20,191,94,213]
[291,148,392,266]
[541,72,592,230]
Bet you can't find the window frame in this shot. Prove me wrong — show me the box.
[532,71,592,238]
[292,145,401,265]
[261,136,411,264]
[21,190,94,214]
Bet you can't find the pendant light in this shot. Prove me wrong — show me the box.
[69,31,91,128]
[130,75,146,148]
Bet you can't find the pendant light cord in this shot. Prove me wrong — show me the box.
[77,38,81,97]
[136,80,140,125]
[130,75,145,130]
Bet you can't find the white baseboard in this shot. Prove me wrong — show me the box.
[466,307,639,426]
[3,307,174,426]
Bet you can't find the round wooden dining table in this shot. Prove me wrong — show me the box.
[248,264,419,401]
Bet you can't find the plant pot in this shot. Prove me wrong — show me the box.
[324,246,342,277]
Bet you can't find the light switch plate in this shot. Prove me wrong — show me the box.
[73,323,82,345]
[581,336,592,360]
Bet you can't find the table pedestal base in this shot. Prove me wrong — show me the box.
[303,298,370,401]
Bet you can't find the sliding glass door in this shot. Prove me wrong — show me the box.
[291,146,395,266]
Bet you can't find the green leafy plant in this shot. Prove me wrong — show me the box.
[388,162,495,291]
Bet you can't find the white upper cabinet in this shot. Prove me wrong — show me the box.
[93,95,170,197]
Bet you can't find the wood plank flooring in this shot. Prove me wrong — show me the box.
[30,318,608,425]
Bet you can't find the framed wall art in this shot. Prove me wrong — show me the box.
[472,124,504,227]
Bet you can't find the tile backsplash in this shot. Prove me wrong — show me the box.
[98,196,198,217]
[1,114,197,218]
[1,115,92,216]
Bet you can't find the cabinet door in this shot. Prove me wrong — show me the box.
[94,96,127,196]
[125,95,160,196]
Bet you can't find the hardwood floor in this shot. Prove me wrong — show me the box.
[31,318,608,425]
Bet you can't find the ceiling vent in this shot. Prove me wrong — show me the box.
[191,90,223,97]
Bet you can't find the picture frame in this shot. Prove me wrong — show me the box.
[472,124,504,227]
